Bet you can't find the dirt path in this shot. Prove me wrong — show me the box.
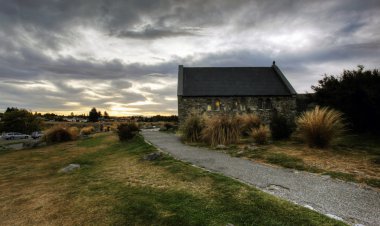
[142,130,380,226]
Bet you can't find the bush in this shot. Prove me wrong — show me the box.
[238,114,261,136]
[117,123,139,141]
[296,106,346,148]
[202,115,240,146]
[270,115,294,140]
[80,126,95,135]
[43,127,77,143]
[180,113,205,143]
[251,125,270,145]
[67,127,79,140]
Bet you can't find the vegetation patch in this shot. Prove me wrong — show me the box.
[0,133,345,225]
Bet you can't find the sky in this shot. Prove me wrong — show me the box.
[0,0,379,116]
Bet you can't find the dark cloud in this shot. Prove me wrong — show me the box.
[0,0,379,114]
[112,25,201,39]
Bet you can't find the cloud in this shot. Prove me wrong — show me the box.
[0,0,379,115]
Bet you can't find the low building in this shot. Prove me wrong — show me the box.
[177,62,297,124]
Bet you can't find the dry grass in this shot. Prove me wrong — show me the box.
[296,106,346,148]
[180,112,206,143]
[43,126,78,143]
[251,125,270,145]
[0,137,110,225]
[103,156,214,197]
[80,126,95,135]
[202,115,240,146]
[238,114,261,136]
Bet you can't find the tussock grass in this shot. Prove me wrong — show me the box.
[43,126,78,143]
[180,112,205,143]
[117,122,139,141]
[296,106,346,148]
[67,127,79,140]
[251,125,270,145]
[80,126,95,135]
[238,114,261,136]
[202,115,240,146]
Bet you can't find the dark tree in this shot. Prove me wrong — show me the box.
[104,111,110,119]
[0,108,43,133]
[312,66,380,133]
[88,107,99,122]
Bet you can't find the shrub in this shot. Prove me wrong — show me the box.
[251,125,270,145]
[270,115,294,140]
[180,113,205,143]
[202,115,240,146]
[43,127,77,143]
[238,114,261,136]
[296,106,346,148]
[67,127,79,140]
[80,126,95,135]
[117,123,139,141]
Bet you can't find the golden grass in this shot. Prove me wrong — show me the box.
[268,144,380,181]
[296,106,346,148]
[238,113,261,135]
[180,111,206,143]
[80,126,95,135]
[0,140,111,225]
[202,115,240,146]
[251,125,270,145]
[102,156,214,197]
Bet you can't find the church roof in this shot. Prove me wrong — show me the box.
[177,63,296,96]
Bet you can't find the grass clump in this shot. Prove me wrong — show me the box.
[296,106,346,148]
[80,126,95,135]
[238,114,261,136]
[180,112,205,143]
[270,114,294,140]
[67,127,79,140]
[202,115,240,146]
[117,122,139,141]
[43,126,77,143]
[251,125,270,145]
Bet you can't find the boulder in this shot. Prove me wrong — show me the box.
[143,152,162,161]
[59,164,80,173]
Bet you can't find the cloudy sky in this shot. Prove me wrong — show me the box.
[0,0,379,116]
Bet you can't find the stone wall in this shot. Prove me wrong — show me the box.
[178,96,297,125]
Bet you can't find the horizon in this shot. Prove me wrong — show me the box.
[0,0,379,116]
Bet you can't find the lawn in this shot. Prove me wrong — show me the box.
[225,134,380,189]
[0,133,345,225]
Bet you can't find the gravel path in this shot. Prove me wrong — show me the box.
[142,131,380,226]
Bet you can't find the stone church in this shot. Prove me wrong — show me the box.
[177,62,297,124]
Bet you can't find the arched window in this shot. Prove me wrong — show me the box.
[258,98,263,109]
[265,98,272,109]
[214,99,221,111]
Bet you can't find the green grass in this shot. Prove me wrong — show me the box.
[322,172,357,182]
[0,133,346,225]
[265,153,321,173]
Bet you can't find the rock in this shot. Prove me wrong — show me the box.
[143,152,162,161]
[236,150,245,155]
[216,144,227,149]
[246,145,257,151]
[226,223,234,226]
[59,164,80,173]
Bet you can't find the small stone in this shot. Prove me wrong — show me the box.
[59,164,80,173]
[143,152,162,161]
[226,223,234,226]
